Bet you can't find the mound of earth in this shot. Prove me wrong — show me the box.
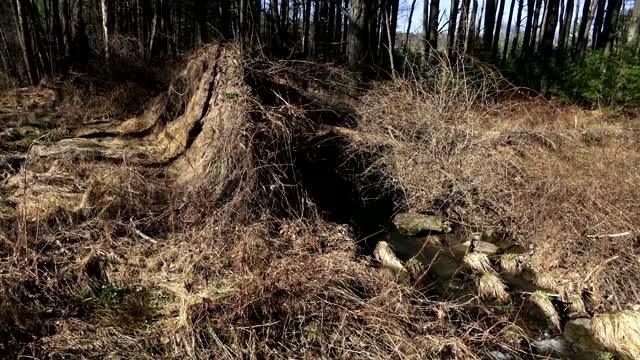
[0,43,638,359]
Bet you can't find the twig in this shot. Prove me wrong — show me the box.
[586,231,632,239]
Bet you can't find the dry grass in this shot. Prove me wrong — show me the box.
[464,252,494,274]
[500,253,521,275]
[353,64,640,311]
[477,273,510,301]
[530,291,561,330]
[592,310,640,358]
[0,46,532,359]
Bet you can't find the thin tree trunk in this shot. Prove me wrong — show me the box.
[521,0,533,57]
[511,0,524,57]
[591,0,605,49]
[558,0,573,50]
[503,0,517,61]
[448,0,460,54]
[631,0,640,49]
[389,0,399,51]
[52,0,64,56]
[456,0,471,51]
[598,0,622,52]
[428,0,440,57]
[483,0,497,49]
[576,0,593,53]
[492,0,507,54]
[477,0,484,40]
[335,0,342,47]
[347,0,371,64]
[303,0,311,54]
[529,0,543,53]
[12,0,38,84]
[328,0,336,42]
[468,0,479,48]
[540,0,559,57]
[101,0,109,62]
[570,0,580,49]
[423,0,429,57]
[404,0,418,52]
[312,0,319,55]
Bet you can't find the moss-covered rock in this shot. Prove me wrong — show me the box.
[392,213,451,236]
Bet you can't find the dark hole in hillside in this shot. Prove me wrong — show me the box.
[298,132,406,253]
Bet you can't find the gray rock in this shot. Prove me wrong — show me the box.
[564,318,604,351]
[393,213,451,236]
[473,240,499,255]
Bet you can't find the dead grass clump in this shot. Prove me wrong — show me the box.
[500,253,521,275]
[530,291,561,330]
[477,273,509,301]
[592,310,640,359]
[464,252,494,274]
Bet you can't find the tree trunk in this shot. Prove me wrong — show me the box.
[101,0,109,62]
[423,0,429,57]
[521,0,534,57]
[428,0,440,57]
[591,0,605,49]
[403,0,417,52]
[468,0,479,47]
[389,0,399,52]
[557,0,573,50]
[529,0,544,53]
[12,0,38,84]
[630,0,640,49]
[447,0,460,54]
[540,0,559,57]
[303,0,311,54]
[492,0,507,55]
[456,0,471,52]
[280,0,289,45]
[511,0,524,57]
[335,0,342,47]
[52,0,64,56]
[598,0,622,52]
[312,0,319,54]
[347,0,371,64]
[477,0,484,40]
[342,0,349,54]
[483,0,496,49]
[575,0,593,53]
[328,0,336,42]
[502,0,517,61]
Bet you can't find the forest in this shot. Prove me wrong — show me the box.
[1,0,639,359]
[1,0,640,104]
